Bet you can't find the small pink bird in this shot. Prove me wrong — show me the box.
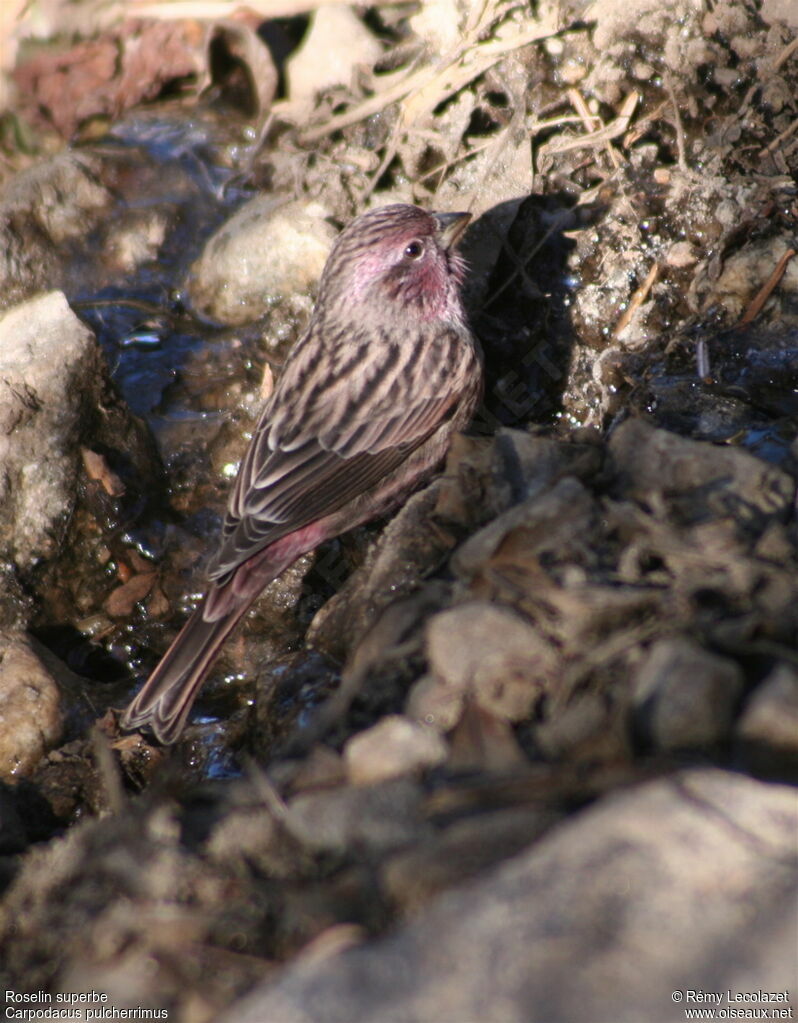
[122,203,482,743]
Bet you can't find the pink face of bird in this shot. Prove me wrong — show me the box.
[321,206,471,326]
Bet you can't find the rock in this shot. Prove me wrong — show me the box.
[0,293,104,572]
[286,8,381,108]
[0,290,162,633]
[761,0,798,28]
[101,206,168,274]
[222,770,798,1023]
[308,482,455,661]
[344,716,448,786]
[311,433,601,665]
[431,433,500,526]
[587,0,719,95]
[284,778,427,856]
[488,429,602,508]
[1,152,109,244]
[608,419,794,525]
[186,196,336,325]
[273,744,346,795]
[0,634,64,780]
[713,238,798,320]
[0,152,111,310]
[409,602,558,731]
[204,783,302,879]
[632,637,745,752]
[665,240,697,267]
[736,664,798,774]
[405,673,464,735]
[80,447,126,498]
[409,0,464,53]
[274,584,452,762]
[533,692,631,765]
[0,801,269,1005]
[24,737,111,825]
[381,805,561,913]
[451,475,599,583]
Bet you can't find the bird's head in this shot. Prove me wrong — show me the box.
[316,204,471,327]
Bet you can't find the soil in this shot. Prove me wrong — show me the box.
[0,2,796,1020]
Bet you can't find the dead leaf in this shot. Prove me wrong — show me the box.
[146,583,172,619]
[13,19,205,137]
[104,571,157,618]
[81,447,126,497]
[205,20,277,119]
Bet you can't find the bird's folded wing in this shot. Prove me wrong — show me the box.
[207,326,471,582]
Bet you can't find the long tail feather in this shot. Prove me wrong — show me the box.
[121,595,254,744]
[122,536,312,744]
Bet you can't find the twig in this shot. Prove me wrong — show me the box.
[542,91,639,159]
[762,116,798,155]
[568,88,620,170]
[736,247,796,327]
[243,755,288,820]
[412,114,583,190]
[696,338,711,380]
[416,135,503,184]
[91,725,126,815]
[774,34,798,71]
[665,76,688,172]
[622,98,670,146]
[71,297,169,317]
[362,133,399,201]
[300,19,560,144]
[614,262,660,337]
[482,205,577,309]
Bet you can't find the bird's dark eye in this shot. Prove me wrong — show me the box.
[404,240,424,259]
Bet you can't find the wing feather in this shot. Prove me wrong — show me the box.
[207,325,474,583]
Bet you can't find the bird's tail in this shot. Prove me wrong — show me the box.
[120,594,254,745]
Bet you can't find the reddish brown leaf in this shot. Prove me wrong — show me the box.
[13,19,204,137]
[104,571,157,618]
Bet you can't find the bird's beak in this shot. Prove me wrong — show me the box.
[433,211,471,251]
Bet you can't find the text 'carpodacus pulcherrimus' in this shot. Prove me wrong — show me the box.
[121,203,483,743]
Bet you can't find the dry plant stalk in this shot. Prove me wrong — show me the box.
[614,262,660,337]
[300,4,561,144]
[546,90,639,169]
[736,248,797,328]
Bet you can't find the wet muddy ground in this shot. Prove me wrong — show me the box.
[0,1,797,1020]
